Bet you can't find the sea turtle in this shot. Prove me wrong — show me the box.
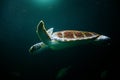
[29,20,110,53]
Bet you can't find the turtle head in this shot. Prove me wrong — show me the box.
[29,42,46,54]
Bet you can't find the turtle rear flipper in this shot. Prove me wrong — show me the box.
[36,20,51,45]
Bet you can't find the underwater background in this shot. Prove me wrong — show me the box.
[0,0,118,80]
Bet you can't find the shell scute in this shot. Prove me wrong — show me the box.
[83,32,93,37]
[52,30,99,42]
[64,31,74,38]
[57,32,63,38]
[74,31,84,38]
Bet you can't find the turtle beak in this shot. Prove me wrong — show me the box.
[96,35,110,41]
[29,43,41,54]
[29,46,36,53]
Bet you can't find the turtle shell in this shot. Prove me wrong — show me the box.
[51,30,100,41]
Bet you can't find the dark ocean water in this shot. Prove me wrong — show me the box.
[0,0,118,80]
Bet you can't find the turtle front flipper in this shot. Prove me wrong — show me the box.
[36,20,51,45]
[47,28,53,36]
